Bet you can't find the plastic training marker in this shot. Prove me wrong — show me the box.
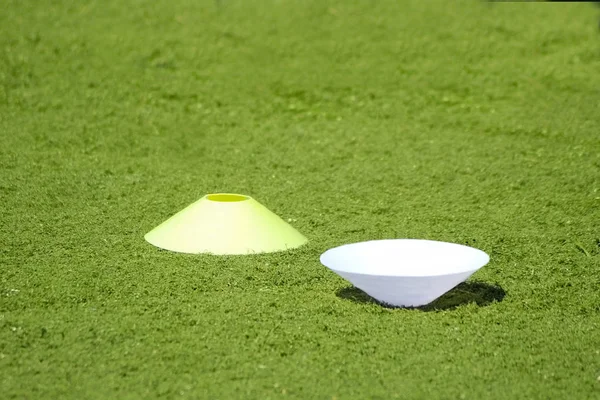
[320,239,490,307]
[145,193,307,255]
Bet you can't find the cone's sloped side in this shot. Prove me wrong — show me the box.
[335,270,475,307]
[144,194,308,255]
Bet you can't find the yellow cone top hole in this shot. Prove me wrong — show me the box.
[206,193,250,202]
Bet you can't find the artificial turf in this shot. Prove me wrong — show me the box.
[1,0,600,398]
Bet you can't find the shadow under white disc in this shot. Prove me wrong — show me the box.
[320,239,490,307]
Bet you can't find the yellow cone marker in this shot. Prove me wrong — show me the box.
[144,193,307,255]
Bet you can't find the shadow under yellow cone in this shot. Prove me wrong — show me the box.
[144,193,308,255]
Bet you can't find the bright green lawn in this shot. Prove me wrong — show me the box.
[1,0,600,399]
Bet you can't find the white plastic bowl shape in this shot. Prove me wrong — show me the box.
[320,239,490,308]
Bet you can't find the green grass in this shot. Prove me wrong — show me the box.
[1,0,600,398]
